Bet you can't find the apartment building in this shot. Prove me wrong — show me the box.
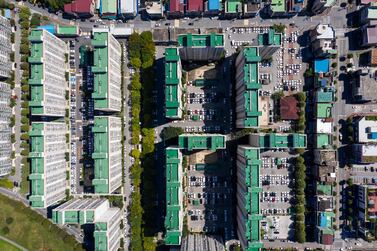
[0,15,11,79]
[92,31,122,112]
[92,116,122,194]
[52,198,121,251]
[235,47,262,128]
[29,29,67,117]
[29,122,67,208]
[236,146,263,251]
[0,82,12,176]
[165,47,183,119]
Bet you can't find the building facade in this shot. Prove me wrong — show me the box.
[0,15,11,79]
[29,122,67,208]
[92,116,122,194]
[0,82,12,176]
[92,31,122,112]
[29,29,67,117]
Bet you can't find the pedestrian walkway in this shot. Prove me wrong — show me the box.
[0,235,28,251]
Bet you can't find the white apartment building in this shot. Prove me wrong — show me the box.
[0,82,12,176]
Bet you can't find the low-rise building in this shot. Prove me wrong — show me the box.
[92,116,122,194]
[205,0,221,15]
[351,69,377,102]
[314,149,337,184]
[99,0,118,19]
[224,0,242,16]
[64,0,95,18]
[52,198,121,251]
[311,0,335,14]
[0,82,12,176]
[29,122,67,208]
[186,0,204,15]
[168,0,184,17]
[310,24,337,57]
[145,0,164,18]
[119,0,138,18]
[243,0,261,17]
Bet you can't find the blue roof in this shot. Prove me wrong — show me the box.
[314,59,330,73]
[319,214,328,227]
[208,0,219,10]
[4,9,11,19]
[37,25,56,35]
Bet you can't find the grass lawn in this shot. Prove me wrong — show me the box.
[19,162,29,195]
[0,194,83,251]
[0,179,14,189]
[0,238,22,251]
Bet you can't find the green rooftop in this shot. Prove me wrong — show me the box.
[101,0,117,13]
[270,0,286,13]
[258,133,307,149]
[165,48,182,119]
[238,146,263,250]
[177,33,224,47]
[316,103,333,118]
[239,47,262,128]
[226,0,242,13]
[316,134,331,148]
[56,25,79,36]
[165,148,182,245]
[317,184,333,196]
[316,90,334,103]
[178,134,226,151]
[258,29,282,46]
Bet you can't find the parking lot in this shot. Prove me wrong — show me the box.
[182,62,232,134]
[185,149,234,240]
[259,150,295,240]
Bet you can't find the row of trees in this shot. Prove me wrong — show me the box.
[19,7,31,195]
[128,31,157,251]
[295,92,306,132]
[294,155,306,243]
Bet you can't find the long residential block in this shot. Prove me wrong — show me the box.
[0,82,12,176]
[29,122,67,208]
[236,146,263,251]
[165,47,183,119]
[0,15,11,79]
[92,116,122,194]
[235,47,262,128]
[92,31,122,112]
[164,148,183,245]
[29,29,67,117]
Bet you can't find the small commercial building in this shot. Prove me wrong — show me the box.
[205,0,221,14]
[118,0,138,18]
[64,0,95,18]
[29,122,67,208]
[280,96,299,120]
[92,116,122,194]
[100,0,118,19]
[311,0,335,14]
[92,31,122,111]
[29,29,68,117]
[52,198,121,251]
[351,69,377,102]
[361,24,377,47]
[310,24,337,57]
[145,0,164,18]
[168,0,184,17]
[186,0,204,15]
